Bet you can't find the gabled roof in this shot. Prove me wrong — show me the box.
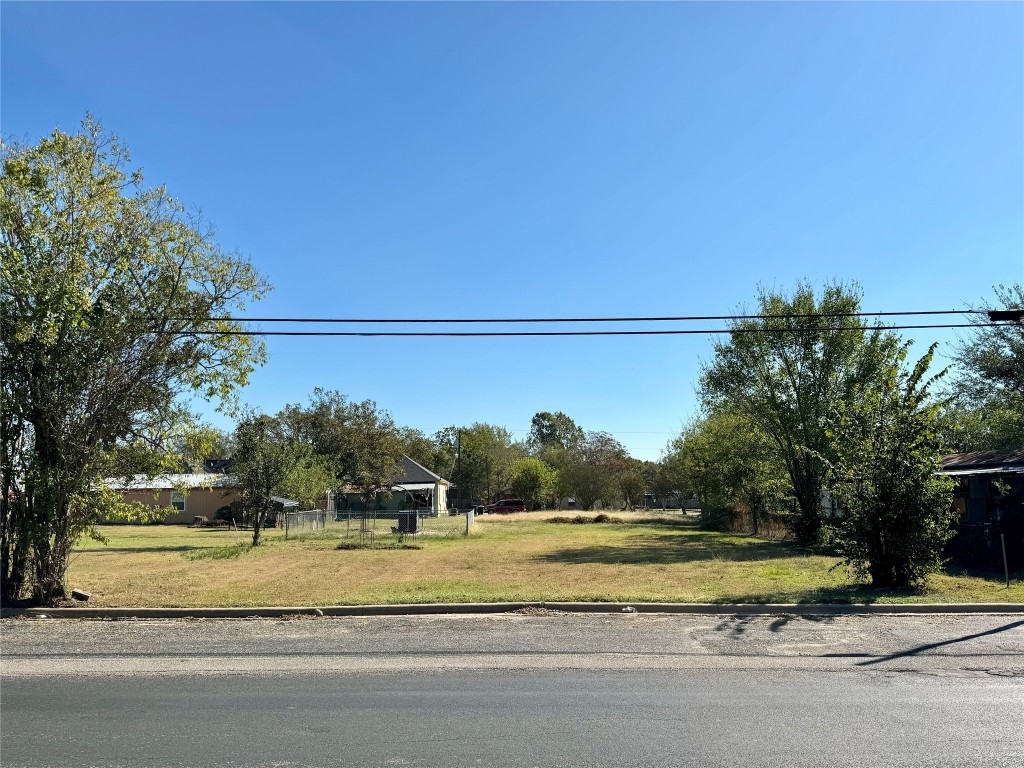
[939,448,1024,476]
[395,455,448,485]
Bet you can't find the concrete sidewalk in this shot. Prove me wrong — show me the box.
[3,611,1024,679]
[4,600,1024,619]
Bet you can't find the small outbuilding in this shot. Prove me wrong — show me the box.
[939,448,1024,569]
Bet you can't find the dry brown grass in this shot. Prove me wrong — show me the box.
[65,513,1024,607]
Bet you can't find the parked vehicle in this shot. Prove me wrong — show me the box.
[483,498,527,514]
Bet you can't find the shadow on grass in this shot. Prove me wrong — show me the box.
[535,532,808,566]
[944,565,1024,585]
[76,546,200,554]
[716,584,903,605]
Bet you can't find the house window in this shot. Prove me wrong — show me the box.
[170,492,186,512]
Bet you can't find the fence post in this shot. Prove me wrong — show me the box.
[465,507,474,536]
[1001,533,1010,589]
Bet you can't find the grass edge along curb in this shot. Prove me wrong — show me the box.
[5,602,1024,619]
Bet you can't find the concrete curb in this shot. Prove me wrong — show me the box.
[4,601,1024,619]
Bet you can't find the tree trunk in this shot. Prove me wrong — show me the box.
[1,517,30,604]
[29,437,76,605]
[790,465,821,546]
[33,531,71,605]
[251,502,265,547]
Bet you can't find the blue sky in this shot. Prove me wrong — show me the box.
[4,1,1022,460]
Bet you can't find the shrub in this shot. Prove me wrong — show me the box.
[699,505,733,532]
[215,502,242,523]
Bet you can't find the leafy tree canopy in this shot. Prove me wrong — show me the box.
[826,344,955,590]
[529,411,584,452]
[232,412,318,547]
[510,457,558,509]
[667,409,789,533]
[280,389,404,502]
[699,280,900,544]
[559,431,629,511]
[1,118,268,604]
[944,283,1024,451]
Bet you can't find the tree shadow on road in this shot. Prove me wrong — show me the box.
[712,613,839,637]
[856,619,1024,666]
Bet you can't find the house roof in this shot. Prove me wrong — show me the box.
[395,455,449,485]
[105,473,238,491]
[939,448,1024,476]
[338,457,449,495]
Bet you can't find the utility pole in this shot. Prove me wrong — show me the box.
[456,429,462,511]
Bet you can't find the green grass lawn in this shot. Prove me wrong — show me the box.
[67,512,1024,607]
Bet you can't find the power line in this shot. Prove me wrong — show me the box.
[206,309,979,325]
[169,322,1000,337]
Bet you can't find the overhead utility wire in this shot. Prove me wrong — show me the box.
[170,322,1002,338]
[205,309,978,325]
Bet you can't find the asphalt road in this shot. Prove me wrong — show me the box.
[3,613,1024,767]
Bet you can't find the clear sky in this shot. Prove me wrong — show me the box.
[3,1,1022,460]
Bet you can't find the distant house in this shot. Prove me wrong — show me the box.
[105,472,241,525]
[333,456,450,517]
[939,448,1024,568]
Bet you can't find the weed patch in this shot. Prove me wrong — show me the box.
[184,542,252,561]
[547,514,624,525]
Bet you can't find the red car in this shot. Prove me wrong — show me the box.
[483,498,527,514]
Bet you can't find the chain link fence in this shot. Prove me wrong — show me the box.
[284,508,474,544]
[283,510,328,539]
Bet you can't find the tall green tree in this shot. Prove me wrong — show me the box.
[0,120,268,604]
[945,283,1024,451]
[509,457,557,509]
[232,413,312,547]
[281,389,404,509]
[667,409,789,533]
[560,432,629,510]
[617,458,648,511]
[653,453,690,510]
[528,411,584,452]
[826,344,955,590]
[699,281,900,545]
[444,423,524,505]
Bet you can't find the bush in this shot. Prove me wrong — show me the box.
[215,503,242,523]
[826,344,956,590]
[699,505,733,532]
